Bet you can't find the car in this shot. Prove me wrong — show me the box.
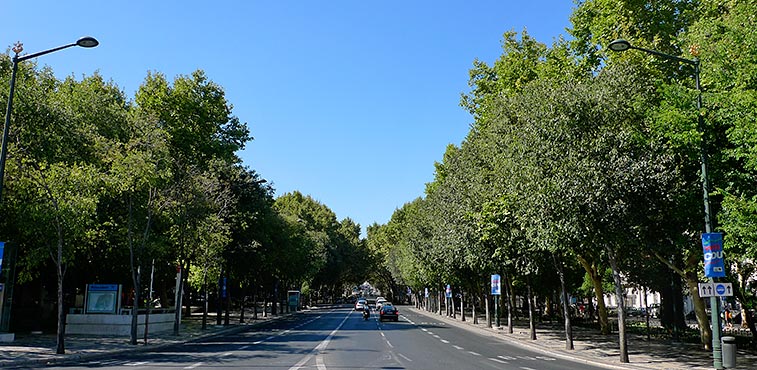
[376,297,387,309]
[354,299,367,311]
[379,303,399,322]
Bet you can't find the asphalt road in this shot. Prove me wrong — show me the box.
[33,307,610,370]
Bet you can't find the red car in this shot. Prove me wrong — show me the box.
[379,303,399,322]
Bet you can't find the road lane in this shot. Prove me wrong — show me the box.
[26,307,615,370]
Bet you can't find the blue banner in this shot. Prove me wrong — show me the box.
[491,274,501,295]
[0,242,4,272]
[702,232,726,278]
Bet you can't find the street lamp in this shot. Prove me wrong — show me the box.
[607,38,722,369]
[1,36,99,202]
[0,36,98,335]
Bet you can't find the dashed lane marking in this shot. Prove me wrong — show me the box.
[398,353,413,362]
[453,345,464,350]
[184,362,203,369]
[440,339,449,344]
[125,362,148,366]
[468,351,481,356]
[489,358,508,364]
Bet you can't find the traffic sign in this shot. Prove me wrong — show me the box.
[698,282,733,297]
[715,283,733,296]
[699,283,714,297]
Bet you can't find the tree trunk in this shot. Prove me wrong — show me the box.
[527,281,536,340]
[607,247,629,363]
[685,273,712,349]
[554,255,574,350]
[130,268,141,345]
[202,266,208,330]
[652,248,711,348]
[485,293,491,328]
[505,273,513,333]
[460,292,465,322]
[576,254,610,334]
[56,236,65,354]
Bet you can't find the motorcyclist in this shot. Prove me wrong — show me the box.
[362,304,370,319]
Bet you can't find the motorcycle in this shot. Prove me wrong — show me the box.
[362,309,370,320]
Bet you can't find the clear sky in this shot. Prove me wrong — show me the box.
[2,1,575,234]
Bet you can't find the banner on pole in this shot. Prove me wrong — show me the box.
[702,233,726,278]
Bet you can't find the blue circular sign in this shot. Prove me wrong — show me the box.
[716,284,726,295]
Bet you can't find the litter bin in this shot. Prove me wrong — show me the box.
[722,336,736,368]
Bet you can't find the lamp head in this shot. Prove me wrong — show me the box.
[608,39,631,52]
[76,36,99,48]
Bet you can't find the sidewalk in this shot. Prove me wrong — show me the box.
[408,306,757,370]
[0,311,292,369]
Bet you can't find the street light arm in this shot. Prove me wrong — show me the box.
[626,44,698,66]
[15,43,78,62]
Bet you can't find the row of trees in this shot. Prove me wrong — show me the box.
[367,0,757,362]
[0,57,369,353]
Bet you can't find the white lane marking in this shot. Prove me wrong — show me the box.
[498,355,516,360]
[521,367,537,370]
[427,331,434,335]
[380,332,386,337]
[440,339,449,343]
[316,355,327,370]
[240,345,249,350]
[184,362,203,369]
[468,351,481,356]
[518,355,537,360]
[386,340,394,348]
[398,353,413,362]
[453,345,464,350]
[489,358,508,364]
[432,334,440,339]
[221,352,233,357]
[421,328,428,332]
[288,312,351,370]
[536,356,556,361]
[125,362,148,366]
[253,340,264,344]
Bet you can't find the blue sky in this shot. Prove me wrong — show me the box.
[2,1,575,234]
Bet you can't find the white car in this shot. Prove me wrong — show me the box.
[376,297,387,309]
[354,299,367,311]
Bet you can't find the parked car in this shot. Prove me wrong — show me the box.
[379,303,399,322]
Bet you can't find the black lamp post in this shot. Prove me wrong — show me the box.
[607,38,722,369]
[0,37,98,334]
[1,36,99,202]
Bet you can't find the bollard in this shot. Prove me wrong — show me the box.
[721,336,737,369]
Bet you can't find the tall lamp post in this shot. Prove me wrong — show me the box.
[607,39,722,369]
[0,36,99,335]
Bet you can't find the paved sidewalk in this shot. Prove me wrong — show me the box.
[0,312,293,369]
[408,307,757,370]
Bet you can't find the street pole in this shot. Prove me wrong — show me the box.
[608,39,722,369]
[1,37,98,338]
